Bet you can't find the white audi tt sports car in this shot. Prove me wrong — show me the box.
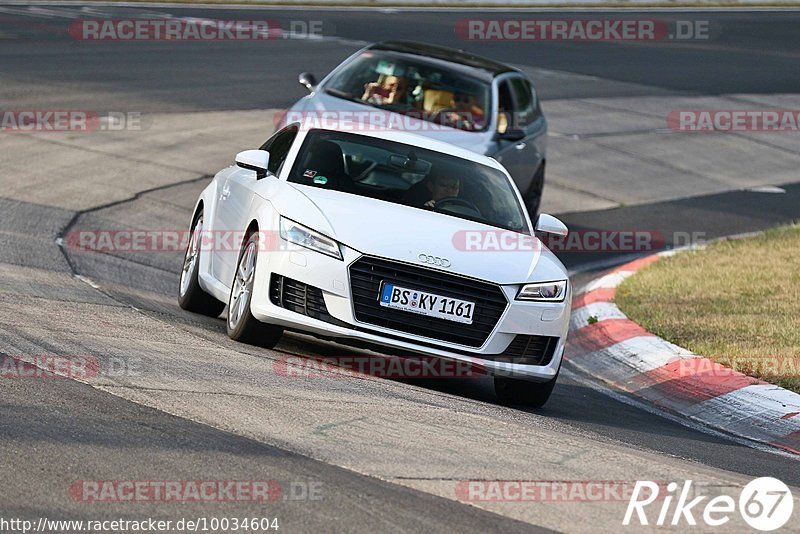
[179,122,571,407]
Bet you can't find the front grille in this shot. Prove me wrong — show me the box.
[270,275,346,326]
[348,256,507,348]
[486,335,559,366]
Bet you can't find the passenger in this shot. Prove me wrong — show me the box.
[442,92,486,131]
[361,75,408,106]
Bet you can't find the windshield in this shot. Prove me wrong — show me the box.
[288,130,528,232]
[324,50,491,133]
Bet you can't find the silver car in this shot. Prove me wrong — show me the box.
[281,40,548,216]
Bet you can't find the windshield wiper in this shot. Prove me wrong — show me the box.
[433,208,514,232]
[324,88,365,105]
[326,89,402,113]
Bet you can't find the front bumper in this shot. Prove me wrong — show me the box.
[250,245,570,382]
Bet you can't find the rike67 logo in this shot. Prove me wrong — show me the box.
[624,477,793,531]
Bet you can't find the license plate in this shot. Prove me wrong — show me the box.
[379,282,475,324]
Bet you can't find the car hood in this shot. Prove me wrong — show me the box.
[273,183,565,285]
[286,92,490,155]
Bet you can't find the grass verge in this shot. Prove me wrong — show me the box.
[615,224,800,393]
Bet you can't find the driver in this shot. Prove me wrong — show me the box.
[403,173,460,209]
[423,174,460,208]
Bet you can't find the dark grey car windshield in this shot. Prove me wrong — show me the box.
[288,130,528,232]
[324,51,491,133]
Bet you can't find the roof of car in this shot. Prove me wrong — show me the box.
[367,41,518,79]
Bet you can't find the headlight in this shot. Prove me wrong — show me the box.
[279,217,342,260]
[516,280,567,302]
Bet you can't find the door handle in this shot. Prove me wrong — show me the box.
[220,186,231,200]
[514,142,526,150]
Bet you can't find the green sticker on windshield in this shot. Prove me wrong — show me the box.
[313,175,328,185]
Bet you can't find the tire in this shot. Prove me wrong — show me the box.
[494,374,558,408]
[226,231,283,348]
[523,163,545,220]
[178,211,226,317]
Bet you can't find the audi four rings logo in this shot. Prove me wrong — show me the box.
[419,254,451,268]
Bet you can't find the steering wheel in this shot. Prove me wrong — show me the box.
[432,108,479,132]
[434,197,483,217]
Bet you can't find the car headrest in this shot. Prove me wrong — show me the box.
[423,89,454,112]
[305,140,345,177]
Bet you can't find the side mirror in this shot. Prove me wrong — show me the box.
[495,111,525,141]
[497,128,526,142]
[298,72,317,92]
[535,213,568,237]
[235,149,270,179]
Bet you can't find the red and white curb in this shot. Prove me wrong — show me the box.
[566,254,800,455]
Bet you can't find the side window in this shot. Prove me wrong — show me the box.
[259,125,299,177]
[509,78,536,127]
[496,81,515,134]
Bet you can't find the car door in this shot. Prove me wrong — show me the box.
[491,77,527,185]
[491,76,546,195]
[212,125,299,287]
[507,76,546,195]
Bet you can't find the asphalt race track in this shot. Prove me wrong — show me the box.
[1,4,799,532]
